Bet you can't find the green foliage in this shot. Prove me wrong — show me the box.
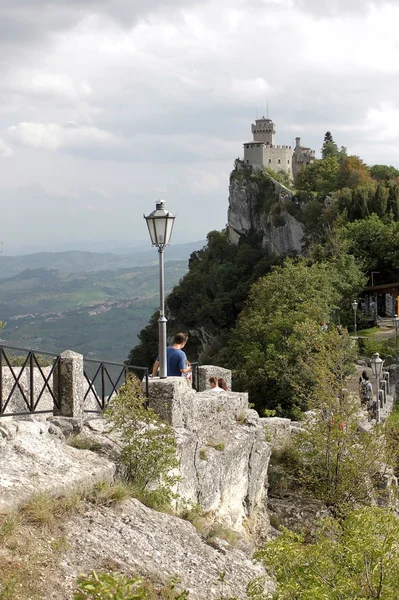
[340,214,399,283]
[293,393,387,514]
[295,156,340,196]
[128,228,279,367]
[104,376,179,510]
[338,155,373,189]
[370,164,399,182]
[206,441,225,451]
[226,257,362,416]
[74,571,189,600]
[321,131,347,161]
[199,449,208,461]
[256,507,399,600]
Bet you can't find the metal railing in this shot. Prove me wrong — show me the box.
[0,345,61,417]
[83,359,149,412]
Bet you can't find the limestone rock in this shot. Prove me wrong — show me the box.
[227,167,304,255]
[148,379,271,530]
[0,419,115,512]
[60,498,274,600]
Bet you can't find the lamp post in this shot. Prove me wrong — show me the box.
[352,299,358,338]
[371,352,383,424]
[393,314,399,365]
[144,200,175,378]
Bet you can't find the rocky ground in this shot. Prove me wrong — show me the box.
[0,415,274,600]
[51,498,271,600]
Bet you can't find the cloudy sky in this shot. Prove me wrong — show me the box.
[1,0,399,253]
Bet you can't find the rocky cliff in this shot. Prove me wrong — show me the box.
[227,162,304,255]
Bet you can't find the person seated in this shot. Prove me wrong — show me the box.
[218,378,228,391]
[209,376,223,392]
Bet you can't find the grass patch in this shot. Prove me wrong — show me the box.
[205,525,237,547]
[0,481,136,600]
[357,327,382,337]
[206,441,225,452]
[199,449,208,461]
[236,412,246,424]
[67,435,103,452]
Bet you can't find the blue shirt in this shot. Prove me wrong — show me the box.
[166,346,187,376]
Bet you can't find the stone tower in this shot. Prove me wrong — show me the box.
[251,118,275,146]
[243,117,292,177]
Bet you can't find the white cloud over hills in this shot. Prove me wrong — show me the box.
[0,0,399,251]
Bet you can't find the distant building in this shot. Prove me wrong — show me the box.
[243,117,315,179]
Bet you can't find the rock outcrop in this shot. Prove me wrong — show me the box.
[60,498,273,600]
[227,163,304,255]
[148,377,271,529]
[0,418,115,512]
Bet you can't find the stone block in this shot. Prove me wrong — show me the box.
[53,350,85,422]
[197,365,232,391]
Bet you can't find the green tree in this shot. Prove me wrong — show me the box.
[321,131,338,159]
[128,228,279,367]
[226,257,364,416]
[340,215,399,282]
[370,164,399,182]
[338,155,373,189]
[292,388,386,513]
[296,156,340,196]
[387,183,399,220]
[370,183,389,217]
[256,507,399,600]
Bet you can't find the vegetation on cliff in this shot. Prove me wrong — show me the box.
[128,131,399,416]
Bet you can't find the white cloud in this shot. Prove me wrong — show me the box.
[7,122,121,151]
[1,0,399,249]
[0,138,13,158]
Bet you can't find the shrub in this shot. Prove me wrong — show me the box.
[74,571,189,600]
[104,376,179,509]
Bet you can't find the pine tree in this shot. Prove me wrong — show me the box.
[322,132,339,159]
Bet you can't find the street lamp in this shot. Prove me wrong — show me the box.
[352,300,358,338]
[371,352,383,424]
[144,200,175,378]
[393,314,399,365]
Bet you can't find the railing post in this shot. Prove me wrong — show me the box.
[0,348,3,415]
[53,350,85,422]
[29,352,34,412]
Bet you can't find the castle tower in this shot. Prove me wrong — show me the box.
[251,117,275,146]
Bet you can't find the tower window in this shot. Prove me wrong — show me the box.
[278,159,281,164]
[268,159,271,163]
[287,160,290,164]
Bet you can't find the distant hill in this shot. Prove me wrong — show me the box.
[0,241,205,279]
[0,261,188,363]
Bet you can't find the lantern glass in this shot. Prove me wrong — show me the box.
[352,300,358,311]
[371,352,383,378]
[144,200,175,247]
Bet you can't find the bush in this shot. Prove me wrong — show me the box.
[104,376,179,510]
[74,571,189,600]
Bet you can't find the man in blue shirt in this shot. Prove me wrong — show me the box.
[152,332,192,377]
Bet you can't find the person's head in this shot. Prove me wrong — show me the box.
[218,378,228,391]
[174,332,188,347]
[364,374,370,381]
[361,370,368,379]
[209,376,218,389]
